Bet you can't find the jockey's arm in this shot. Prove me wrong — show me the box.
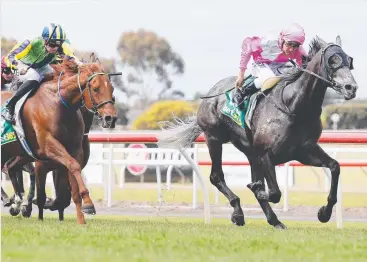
[4,40,32,69]
[239,37,259,78]
[61,40,83,65]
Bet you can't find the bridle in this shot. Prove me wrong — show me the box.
[57,69,115,119]
[260,43,353,117]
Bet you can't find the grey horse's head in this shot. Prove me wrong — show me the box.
[319,36,358,100]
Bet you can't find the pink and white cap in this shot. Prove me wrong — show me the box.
[278,23,306,47]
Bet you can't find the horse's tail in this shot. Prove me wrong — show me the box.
[157,115,202,149]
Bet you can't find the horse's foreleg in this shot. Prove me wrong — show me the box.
[207,138,245,226]
[16,170,25,195]
[8,168,23,217]
[43,135,95,215]
[35,162,47,221]
[295,144,340,223]
[247,157,286,229]
[22,163,36,203]
[68,171,85,224]
[21,163,36,218]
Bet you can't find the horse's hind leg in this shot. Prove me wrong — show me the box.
[54,167,72,221]
[295,144,340,223]
[247,157,286,229]
[207,138,244,226]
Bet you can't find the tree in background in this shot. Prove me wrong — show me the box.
[132,100,198,130]
[116,29,185,103]
[1,37,17,55]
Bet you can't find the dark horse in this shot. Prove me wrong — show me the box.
[158,36,358,229]
[1,58,118,224]
[1,72,36,217]
[1,163,35,217]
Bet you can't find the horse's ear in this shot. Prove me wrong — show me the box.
[336,35,342,47]
[90,52,96,62]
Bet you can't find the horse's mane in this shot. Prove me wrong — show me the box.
[50,54,105,80]
[51,58,79,78]
[278,36,328,86]
[308,36,328,60]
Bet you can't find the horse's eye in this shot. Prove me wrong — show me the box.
[328,54,342,69]
[93,87,100,93]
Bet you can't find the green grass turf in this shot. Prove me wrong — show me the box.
[2,215,366,262]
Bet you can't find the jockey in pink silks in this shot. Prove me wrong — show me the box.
[233,23,308,107]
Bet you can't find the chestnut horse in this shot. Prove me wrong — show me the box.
[1,58,118,224]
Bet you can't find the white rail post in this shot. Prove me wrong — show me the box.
[107,143,114,208]
[283,162,290,212]
[180,146,211,224]
[166,165,173,191]
[336,172,343,229]
[156,165,162,203]
[119,165,126,189]
[192,144,198,209]
[215,188,219,205]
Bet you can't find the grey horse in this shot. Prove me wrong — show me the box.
[158,36,358,229]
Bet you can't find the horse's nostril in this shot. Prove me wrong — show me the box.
[104,115,112,122]
[345,84,353,90]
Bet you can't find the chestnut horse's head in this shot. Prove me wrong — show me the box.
[77,62,119,128]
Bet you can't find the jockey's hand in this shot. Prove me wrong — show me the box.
[235,75,244,88]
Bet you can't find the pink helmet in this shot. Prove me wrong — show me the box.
[278,23,305,48]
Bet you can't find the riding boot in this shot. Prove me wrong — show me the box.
[233,82,258,109]
[2,80,40,123]
[233,88,245,108]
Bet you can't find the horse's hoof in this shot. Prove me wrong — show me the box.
[21,206,32,218]
[318,206,331,223]
[274,222,287,230]
[82,204,96,215]
[9,206,20,217]
[231,213,245,226]
[3,198,12,207]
